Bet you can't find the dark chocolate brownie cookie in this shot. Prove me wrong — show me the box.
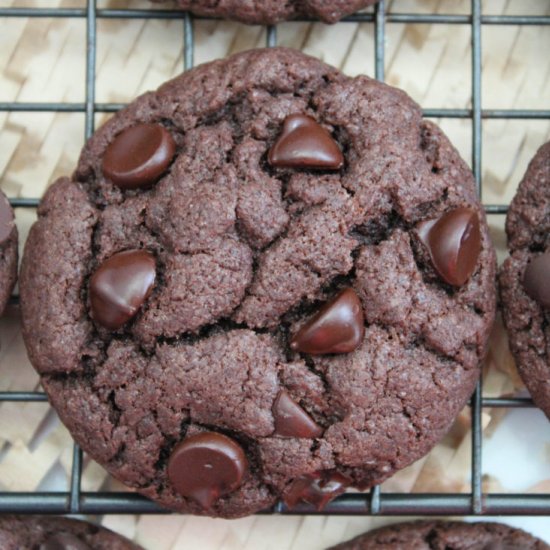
[500,141,550,419]
[20,47,496,519]
[0,189,18,316]
[0,516,141,550]
[330,521,549,549]
[152,0,379,24]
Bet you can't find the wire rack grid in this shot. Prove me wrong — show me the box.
[0,0,549,518]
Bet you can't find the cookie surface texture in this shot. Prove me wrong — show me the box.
[20,47,496,518]
[0,516,141,550]
[151,0,379,24]
[330,520,549,549]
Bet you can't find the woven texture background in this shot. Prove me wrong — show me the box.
[0,0,549,548]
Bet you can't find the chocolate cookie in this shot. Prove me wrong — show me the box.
[20,47,496,519]
[0,189,18,316]
[0,516,141,550]
[499,141,550,419]
[330,521,549,549]
[151,0,379,24]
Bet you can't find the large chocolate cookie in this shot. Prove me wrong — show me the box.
[0,516,141,550]
[0,189,18,316]
[330,521,549,549]
[152,0,378,24]
[500,141,550,419]
[20,47,496,519]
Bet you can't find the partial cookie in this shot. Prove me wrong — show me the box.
[151,0,379,24]
[499,141,550,419]
[0,516,141,550]
[330,521,549,549]
[20,47,496,519]
[0,189,17,315]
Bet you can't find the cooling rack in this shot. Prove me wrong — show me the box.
[0,0,549,517]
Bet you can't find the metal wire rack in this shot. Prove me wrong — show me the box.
[0,0,549,518]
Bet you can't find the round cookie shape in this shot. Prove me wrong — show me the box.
[0,516,141,550]
[151,0,379,25]
[20,48,496,518]
[329,521,549,549]
[499,141,550,420]
[0,189,18,316]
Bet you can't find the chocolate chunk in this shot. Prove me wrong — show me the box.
[523,252,550,309]
[272,389,323,438]
[40,533,91,550]
[0,191,14,244]
[283,471,350,510]
[102,123,176,189]
[89,249,156,330]
[290,288,365,355]
[268,114,344,170]
[417,207,481,286]
[167,432,247,510]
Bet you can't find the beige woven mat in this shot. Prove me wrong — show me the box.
[1,0,550,548]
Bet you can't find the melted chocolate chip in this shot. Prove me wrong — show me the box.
[167,432,247,510]
[283,471,350,510]
[290,288,365,355]
[268,114,344,170]
[0,192,14,244]
[89,249,156,330]
[523,252,550,309]
[417,207,481,287]
[273,390,323,438]
[39,533,91,550]
[102,123,176,189]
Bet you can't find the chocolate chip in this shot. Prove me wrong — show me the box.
[268,114,344,170]
[283,471,350,510]
[273,390,323,438]
[417,207,481,287]
[167,432,247,510]
[290,288,365,355]
[40,533,91,550]
[102,123,176,189]
[89,249,156,330]
[0,192,14,244]
[523,252,550,309]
